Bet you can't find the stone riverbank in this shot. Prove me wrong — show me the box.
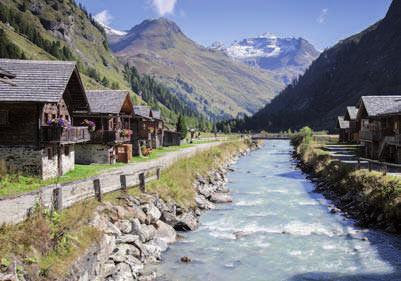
[64,143,258,281]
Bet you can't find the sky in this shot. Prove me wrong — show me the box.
[77,0,392,50]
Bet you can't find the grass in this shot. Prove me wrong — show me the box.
[0,199,101,280]
[142,140,250,208]
[293,127,401,230]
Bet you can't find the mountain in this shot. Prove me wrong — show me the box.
[210,34,320,84]
[243,0,401,132]
[0,0,210,128]
[109,18,284,120]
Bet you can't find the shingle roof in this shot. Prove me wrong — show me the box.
[0,59,78,103]
[360,96,401,117]
[133,105,151,119]
[86,90,131,114]
[337,116,349,129]
[345,106,358,120]
[151,109,161,120]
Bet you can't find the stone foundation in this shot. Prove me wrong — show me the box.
[0,144,75,180]
[75,144,115,164]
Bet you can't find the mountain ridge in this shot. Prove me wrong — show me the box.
[242,0,401,132]
[109,18,284,120]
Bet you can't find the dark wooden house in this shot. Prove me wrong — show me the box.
[150,109,164,148]
[336,116,350,143]
[344,106,359,143]
[163,130,181,147]
[357,96,401,162]
[131,106,153,155]
[74,90,133,164]
[0,59,90,179]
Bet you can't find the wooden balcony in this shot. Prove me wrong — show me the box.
[41,126,90,144]
[360,127,394,142]
[89,130,131,144]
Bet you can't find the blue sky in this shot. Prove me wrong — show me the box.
[77,0,392,50]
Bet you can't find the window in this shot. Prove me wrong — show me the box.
[64,145,70,156]
[0,110,9,127]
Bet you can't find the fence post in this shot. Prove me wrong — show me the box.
[357,158,361,170]
[120,175,127,192]
[368,161,372,172]
[156,167,161,180]
[52,187,62,211]
[383,164,387,176]
[139,172,145,192]
[93,179,102,202]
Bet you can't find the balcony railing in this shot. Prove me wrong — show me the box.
[360,127,394,142]
[89,130,131,144]
[41,126,90,144]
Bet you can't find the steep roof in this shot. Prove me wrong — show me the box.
[344,106,358,121]
[0,59,81,104]
[86,90,132,114]
[337,116,349,129]
[358,96,401,117]
[133,105,151,119]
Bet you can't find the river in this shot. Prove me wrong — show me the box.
[151,140,401,281]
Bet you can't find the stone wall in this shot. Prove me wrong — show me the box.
[75,144,114,164]
[41,144,59,180]
[61,144,75,175]
[0,145,42,176]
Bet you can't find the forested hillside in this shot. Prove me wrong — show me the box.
[241,0,401,132]
[0,0,208,128]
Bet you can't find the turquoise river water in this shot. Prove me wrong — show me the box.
[152,140,401,281]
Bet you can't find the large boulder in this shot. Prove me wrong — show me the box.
[210,193,232,203]
[116,234,140,244]
[112,262,135,281]
[132,219,156,242]
[174,212,198,231]
[110,244,141,262]
[195,194,215,210]
[154,220,176,244]
[142,203,161,224]
[142,244,162,263]
[197,184,215,198]
[115,220,132,234]
[126,205,147,223]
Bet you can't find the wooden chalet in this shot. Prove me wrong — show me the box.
[357,95,401,162]
[163,130,181,147]
[336,116,350,143]
[74,90,133,164]
[131,106,153,155]
[150,109,164,148]
[0,59,90,179]
[344,106,359,142]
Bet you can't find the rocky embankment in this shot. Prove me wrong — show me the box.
[67,144,257,281]
[295,154,400,234]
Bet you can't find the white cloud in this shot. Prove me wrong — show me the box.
[94,10,113,26]
[150,0,177,16]
[317,8,328,24]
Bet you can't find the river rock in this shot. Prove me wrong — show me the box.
[112,262,135,281]
[142,203,161,223]
[154,220,177,244]
[116,234,140,244]
[115,220,132,234]
[209,193,233,203]
[126,205,147,223]
[174,212,198,231]
[103,260,117,277]
[132,219,156,242]
[161,211,178,226]
[195,194,215,210]
[197,184,215,198]
[142,244,162,262]
[110,244,141,262]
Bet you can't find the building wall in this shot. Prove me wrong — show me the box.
[75,144,115,164]
[41,144,59,179]
[0,145,42,176]
[0,103,39,146]
[61,145,75,175]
